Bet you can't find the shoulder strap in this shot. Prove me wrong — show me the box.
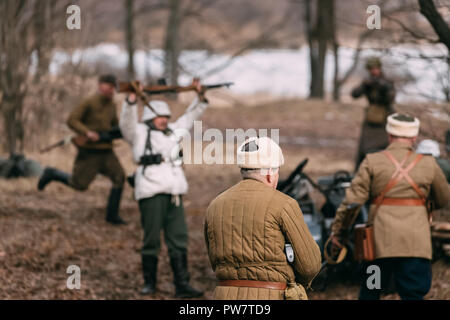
[373,151,426,218]
[372,151,412,216]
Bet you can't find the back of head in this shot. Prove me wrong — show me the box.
[237,136,284,170]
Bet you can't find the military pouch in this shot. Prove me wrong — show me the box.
[354,224,375,262]
[139,154,163,166]
[365,104,389,125]
[284,282,308,300]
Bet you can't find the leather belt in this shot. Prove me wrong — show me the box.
[374,198,425,206]
[218,280,287,290]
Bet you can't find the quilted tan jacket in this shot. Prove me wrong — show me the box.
[204,179,322,300]
[332,141,449,260]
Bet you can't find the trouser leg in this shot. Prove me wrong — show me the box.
[164,196,188,256]
[99,150,126,224]
[138,195,167,294]
[165,197,202,298]
[139,195,167,257]
[69,149,100,191]
[37,167,71,191]
[394,258,432,300]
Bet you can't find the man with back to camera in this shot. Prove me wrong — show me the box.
[204,136,322,300]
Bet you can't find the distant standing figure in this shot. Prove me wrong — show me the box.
[352,57,396,170]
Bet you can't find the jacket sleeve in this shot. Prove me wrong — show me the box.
[119,100,138,145]
[67,99,91,135]
[430,158,450,210]
[279,199,322,287]
[170,97,209,131]
[351,82,366,99]
[331,157,372,236]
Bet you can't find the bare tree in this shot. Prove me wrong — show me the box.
[164,0,182,86]
[418,0,450,51]
[125,0,136,80]
[305,0,336,98]
[0,1,38,155]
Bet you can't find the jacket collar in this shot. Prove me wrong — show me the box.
[386,141,414,151]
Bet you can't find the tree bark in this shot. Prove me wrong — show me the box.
[306,0,335,99]
[125,0,136,80]
[418,0,450,51]
[164,0,182,86]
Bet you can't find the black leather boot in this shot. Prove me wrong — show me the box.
[37,167,70,191]
[170,252,203,298]
[106,187,126,225]
[141,255,158,295]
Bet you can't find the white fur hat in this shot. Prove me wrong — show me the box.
[142,100,171,121]
[416,139,440,158]
[386,113,420,138]
[237,137,284,169]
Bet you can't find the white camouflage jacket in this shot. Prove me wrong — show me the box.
[119,97,209,200]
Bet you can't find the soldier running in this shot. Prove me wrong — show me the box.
[37,75,126,225]
[331,114,449,300]
[352,57,396,170]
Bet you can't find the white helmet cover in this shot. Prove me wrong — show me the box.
[142,100,171,121]
[237,136,284,169]
[416,139,440,158]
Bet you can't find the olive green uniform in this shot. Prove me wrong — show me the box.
[67,93,125,190]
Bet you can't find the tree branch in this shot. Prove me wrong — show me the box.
[418,0,450,50]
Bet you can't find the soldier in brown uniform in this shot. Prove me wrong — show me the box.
[204,137,322,300]
[352,57,396,170]
[37,75,126,225]
[331,114,449,300]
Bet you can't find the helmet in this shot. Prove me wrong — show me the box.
[365,57,382,70]
[416,139,440,158]
[237,137,284,169]
[142,100,171,121]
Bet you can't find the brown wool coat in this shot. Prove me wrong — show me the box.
[204,179,322,300]
[67,93,119,149]
[332,141,449,260]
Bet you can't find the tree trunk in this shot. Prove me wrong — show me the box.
[418,0,450,51]
[306,0,334,99]
[2,94,25,155]
[125,0,136,80]
[164,0,182,86]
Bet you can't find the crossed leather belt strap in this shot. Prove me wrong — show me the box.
[372,150,427,211]
[218,280,287,290]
